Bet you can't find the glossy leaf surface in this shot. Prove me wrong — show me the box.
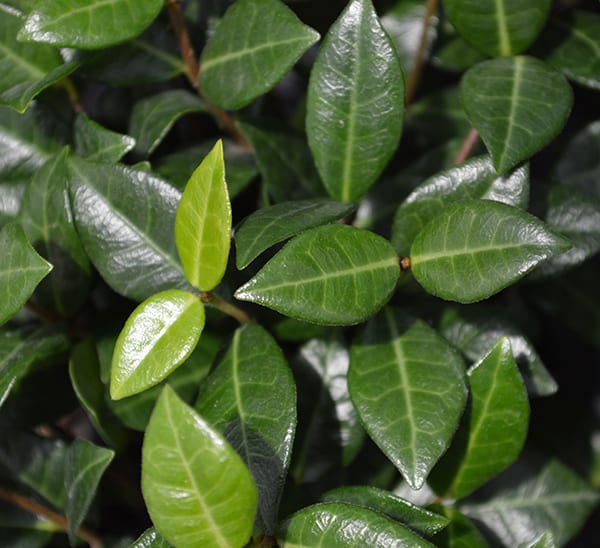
[410,200,571,303]
[195,323,296,534]
[74,114,135,163]
[443,0,551,57]
[306,0,404,201]
[235,199,355,269]
[18,0,164,49]
[199,0,319,110]
[111,289,205,400]
[430,338,529,499]
[461,56,572,174]
[130,527,172,548]
[175,140,231,292]
[392,156,529,256]
[349,309,467,489]
[0,222,52,326]
[142,386,258,548]
[235,224,400,325]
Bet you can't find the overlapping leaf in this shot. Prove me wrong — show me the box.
[199,0,319,110]
[410,200,571,303]
[74,114,135,163]
[130,527,172,548]
[349,308,467,489]
[306,0,404,201]
[235,224,400,325]
[461,56,572,174]
[430,506,489,548]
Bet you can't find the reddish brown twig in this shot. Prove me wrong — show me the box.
[452,127,480,164]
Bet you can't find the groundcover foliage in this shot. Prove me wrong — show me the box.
[1,0,600,546]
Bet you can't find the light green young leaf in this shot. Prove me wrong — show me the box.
[235,199,355,269]
[175,140,231,292]
[110,289,205,400]
[64,439,114,543]
[410,200,571,303]
[443,0,551,57]
[235,224,400,325]
[129,527,172,548]
[199,0,319,110]
[142,386,258,548]
[461,56,572,174]
[349,308,467,489]
[195,323,296,534]
[306,0,404,201]
[0,222,52,326]
[18,0,164,49]
[74,114,135,163]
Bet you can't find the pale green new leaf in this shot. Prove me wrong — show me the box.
[235,224,400,325]
[349,309,468,489]
[74,114,135,163]
[142,386,258,548]
[306,0,404,201]
[110,289,205,400]
[175,140,231,292]
[199,0,319,110]
[461,56,572,174]
[18,0,164,49]
[410,200,571,303]
[0,222,52,326]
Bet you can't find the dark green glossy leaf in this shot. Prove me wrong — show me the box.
[349,309,467,489]
[432,33,488,73]
[68,156,191,301]
[199,0,319,110]
[20,148,91,316]
[129,527,172,548]
[74,114,135,163]
[306,0,404,201]
[110,289,205,400]
[321,486,449,535]
[430,338,529,499]
[0,222,52,326]
[279,502,434,547]
[461,56,572,174]
[235,199,355,269]
[235,224,400,325]
[142,386,258,547]
[410,200,571,303]
[175,140,231,291]
[195,323,295,534]
[129,90,206,157]
[430,506,489,548]
[18,0,164,49]
[64,439,114,542]
[392,156,529,256]
[443,0,551,57]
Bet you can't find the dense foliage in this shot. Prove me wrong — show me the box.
[1,0,599,546]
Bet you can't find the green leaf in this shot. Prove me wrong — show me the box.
[18,0,164,49]
[321,486,449,535]
[443,0,551,57]
[348,309,467,489]
[128,90,206,157]
[142,386,258,548]
[129,527,172,548]
[429,506,489,548]
[74,114,135,163]
[195,323,296,534]
[537,11,600,91]
[520,531,557,548]
[458,454,600,546]
[307,0,404,202]
[235,224,400,325]
[175,140,231,292]
[110,289,205,400]
[429,338,529,499]
[199,0,319,110]
[68,156,191,301]
[0,222,52,326]
[64,439,114,542]
[410,200,571,303]
[461,56,572,174]
[235,199,355,269]
[279,502,434,547]
[391,156,529,256]
[432,33,488,73]
[19,148,92,316]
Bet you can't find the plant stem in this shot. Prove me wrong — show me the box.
[405,0,439,106]
[200,292,254,324]
[0,488,102,548]
[452,127,480,164]
[60,78,84,114]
